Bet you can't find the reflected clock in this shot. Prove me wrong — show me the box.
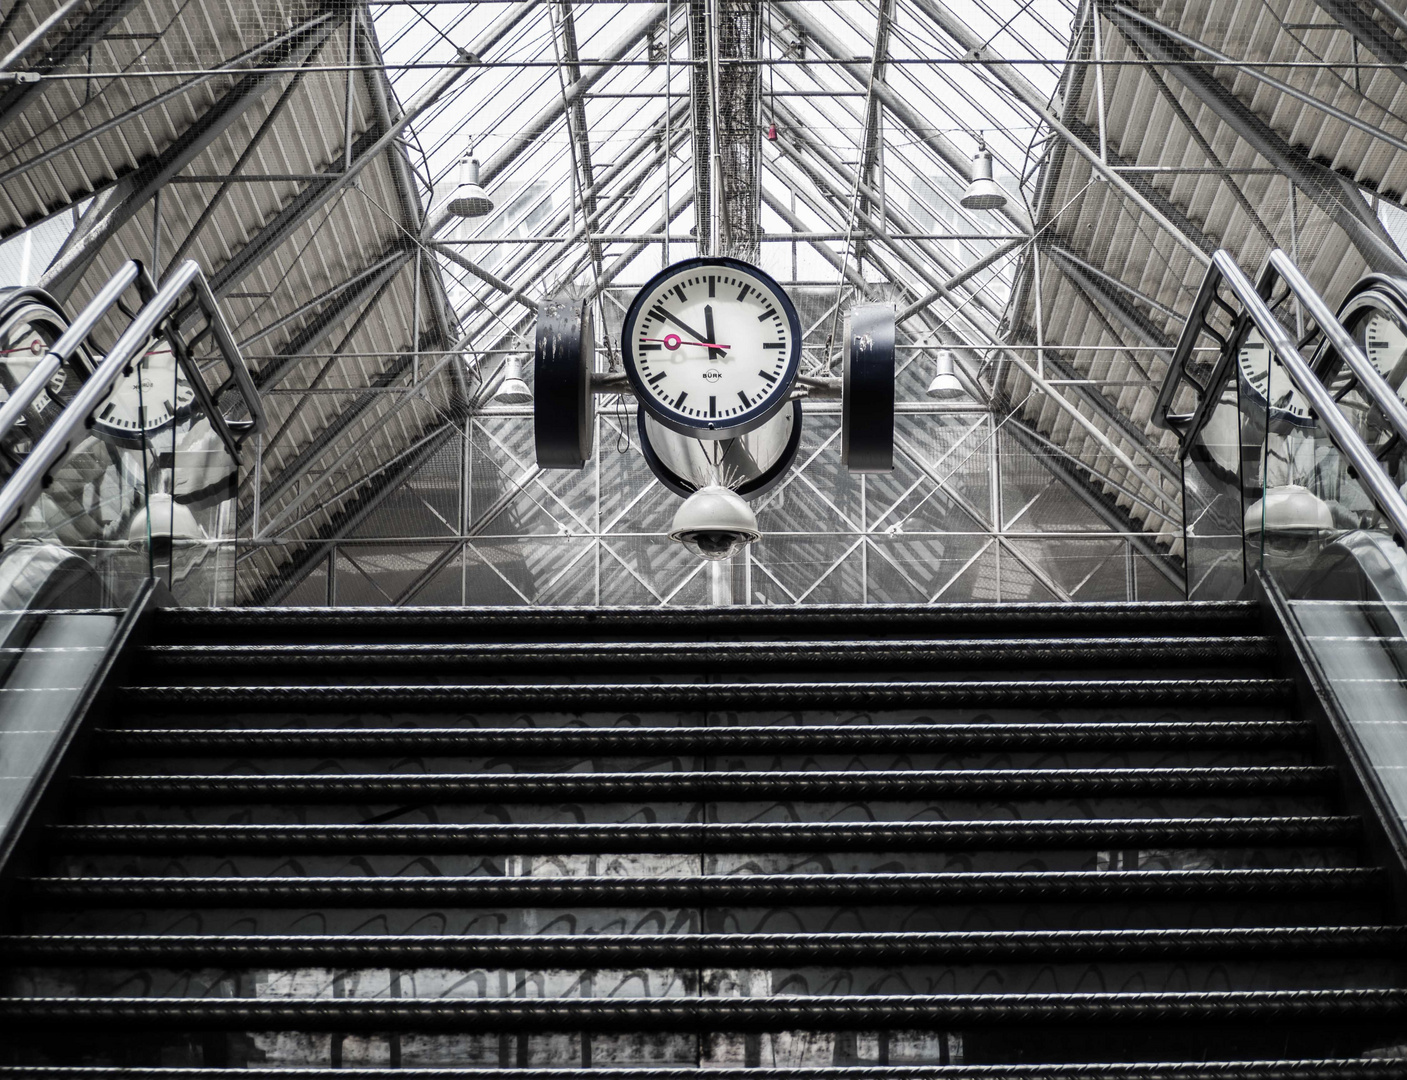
[621,256,801,439]
[1236,326,1313,429]
[93,337,196,446]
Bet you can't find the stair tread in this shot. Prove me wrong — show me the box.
[70,766,1339,802]
[3,927,1403,965]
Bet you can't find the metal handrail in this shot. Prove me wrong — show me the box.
[1267,249,1407,450]
[0,261,144,450]
[0,260,259,541]
[1208,250,1407,545]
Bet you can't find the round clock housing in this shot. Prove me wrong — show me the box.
[621,257,801,439]
[1236,325,1313,429]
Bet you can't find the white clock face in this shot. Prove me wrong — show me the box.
[623,259,800,438]
[1360,309,1407,392]
[93,339,196,441]
[1237,327,1312,426]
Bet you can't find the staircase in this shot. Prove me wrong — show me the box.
[1,600,1404,1076]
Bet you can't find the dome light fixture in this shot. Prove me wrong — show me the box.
[447,141,494,218]
[926,348,966,399]
[961,142,1007,211]
[492,355,533,405]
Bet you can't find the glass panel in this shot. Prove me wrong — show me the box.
[1182,367,1244,600]
[142,332,238,605]
[1240,315,1407,837]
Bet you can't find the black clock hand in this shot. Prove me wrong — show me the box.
[652,306,712,349]
[703,305,725,361]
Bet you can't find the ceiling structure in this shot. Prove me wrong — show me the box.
[2,0,1405,604]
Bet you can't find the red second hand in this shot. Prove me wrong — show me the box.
[641,336,729,350]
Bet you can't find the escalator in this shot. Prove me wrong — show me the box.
[0,249,1406,1074]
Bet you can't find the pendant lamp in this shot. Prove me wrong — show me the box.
[447,142,494,218]
[961,143,1007,211]
[926,348,966,399]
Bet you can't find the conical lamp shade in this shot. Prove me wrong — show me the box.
[447,150,494,218]
[961,147,1007,211]
[492,355,532,404]
[927,349,966,399]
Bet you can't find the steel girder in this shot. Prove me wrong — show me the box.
[687,0,712,252]
[203,0,538,305]
[1103,2,1407,276]
[715,0,762,260]
[40,14,339,301]
[254,185,695,538]
[249,425,461,605]
[553,0,603,276]
[906,0,1207,265]
[1005,419,1185,591]
[422,2,668,245]
[772,0,1032,237]
[251,189,697,597]
[0,0,144,133]
[765,149,1178,498]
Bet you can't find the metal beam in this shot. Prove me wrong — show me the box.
[553,0,603,275]
[41,15,338,301]
[255,188,695,535]
[1104,1,1407,275]
[687,0,712,253]
[1007,419,1185,592]
[715,0,762,260]
[206,0,539,302]
[250,425,460,605]
[773,0,1032,236]
[0,12,338,194]
[250,249,412,392]
[1046,243,1177,346]
[905,0,1208,265]
[0,0,141,131]
[423,2,667,243]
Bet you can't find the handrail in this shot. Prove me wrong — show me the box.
[0,261,145,450]
[0,260,258,541]
[1208,250,1407,546]
[1267,249,1407,450]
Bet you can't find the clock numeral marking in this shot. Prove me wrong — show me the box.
[639,342,661,351]
[763,342,783,350]
[759,370,777,384]
[737,285,750,302]
[650,305,671,325]
[738,391,751,408]
[647,371,667,386]
[164,400,174,417]
[708,276,716,298]
[1244,341,1266,350]
[1370,340,1390,348]
[672,284,687,303]
[674,391,688,409]
[709,396,717,417]
[100,403,115,421]
[758,308,776,322]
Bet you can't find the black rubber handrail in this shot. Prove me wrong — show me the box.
[134,636,1277,668]
[21,867,1382,907]
[44,816,1360,853]
[71,766,1338,804]
[0,1062,1401,1080]
[2,991,1406,1031]
[96,720,1314,755]
[4,927,1402,966]
[118,678,1293,709]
